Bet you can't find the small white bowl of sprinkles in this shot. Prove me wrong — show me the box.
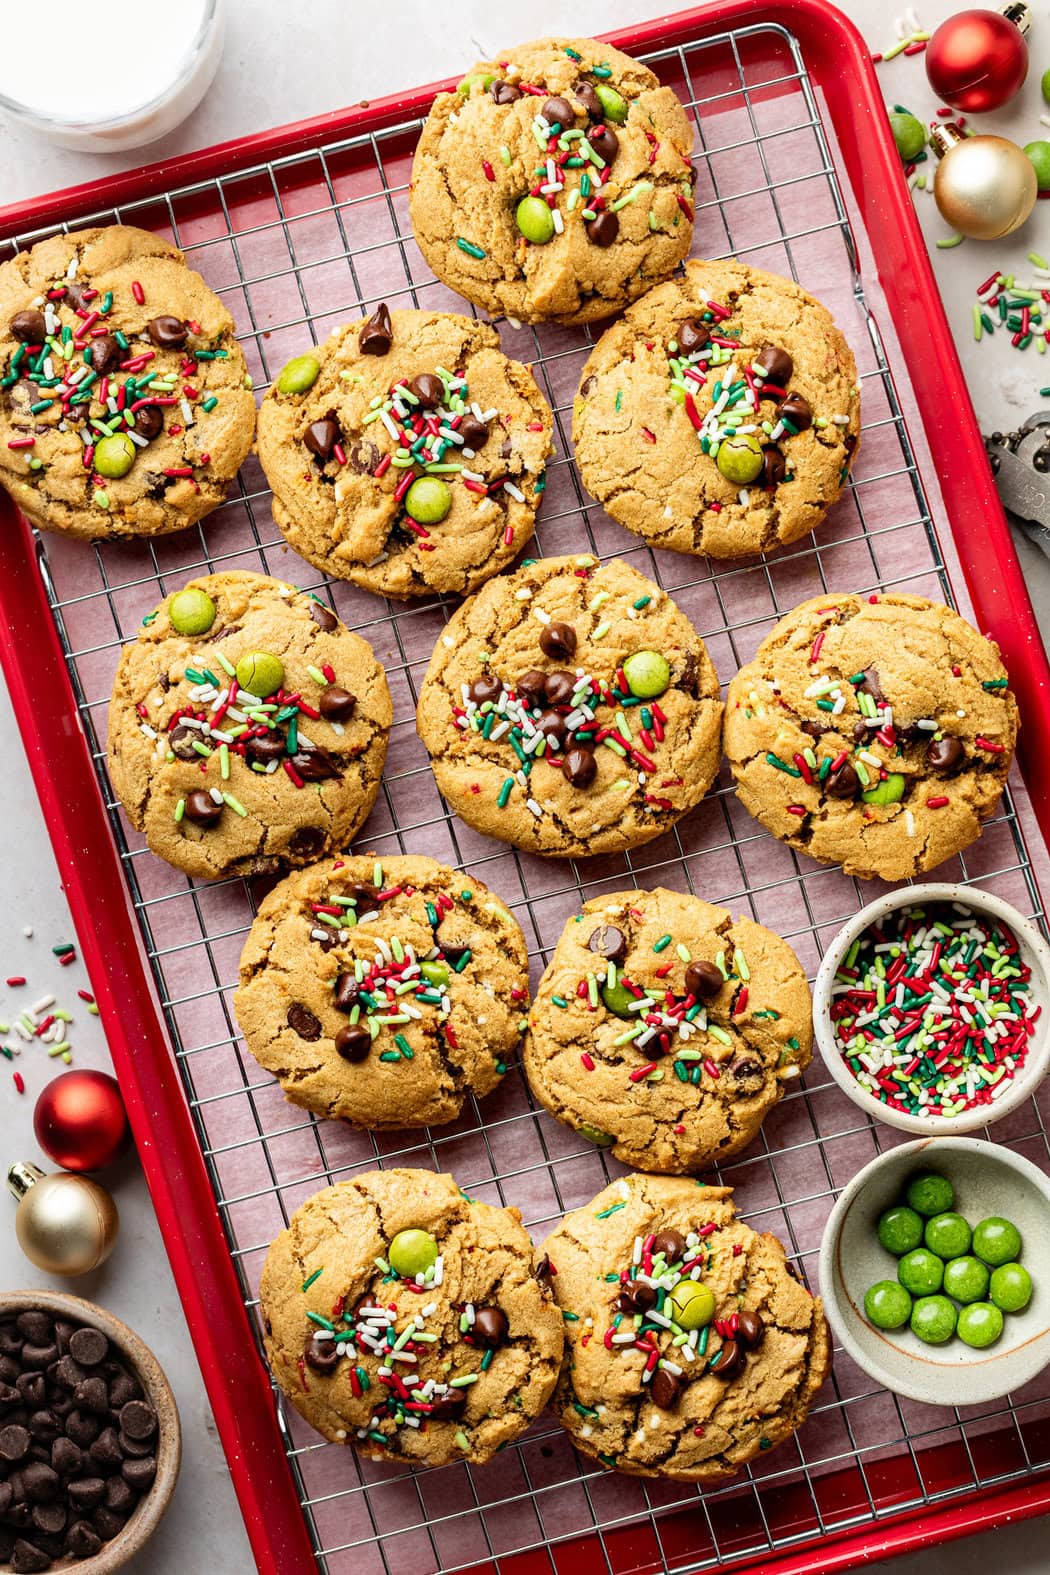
[813,883,1050,1135]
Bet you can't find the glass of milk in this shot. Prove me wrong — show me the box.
[0,0,225,152]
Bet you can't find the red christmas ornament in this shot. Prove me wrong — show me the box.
[926,5,1030,113]
[33,1070,128,1172]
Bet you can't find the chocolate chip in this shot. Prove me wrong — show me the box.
[755,344,793,387]
[685,960,723,1000]
[800,718,828,740]
[63,1413,98,1449]
[10,1539,50,1573]
[578,375,596,399]
[244,732,286,768]
[20,1347,56,1374]
[291,744,341,781]
[652,1229,686,1263]
[539,621,577,661]
[534,1254,552,1287]
[20,1464,59,1504]
[88,1429,122,1472]
[30,1501,65,1536]
[16,1375,44,1409]
[120,1456,156,1492]
[9,311,46,345]
[347,882,380,915]
[132,403,164,440]
[678,318,710,355]
[86,334,124,376]
[27,1413,58,1445]
[359,302,392,355]
[827,762,859,799]
[516,669,548,708]
[650,1368,683,1410]
[615,1281,657,1315]
[543,670,576,706]
[535,709,568,748]
[16,1317,51,1349]
[586,210,619,247]
[290,825,327,860]
[409,373,445,409]
[857,666,884,703]
[471,1307,509,1349]
[118,1401,156,1442]
[346,439,379,476]
[457,412,489,450]
[67,1479,105,1513]
[50,1438,81,1478]
[166,723,198,762]
[428,1388,467,1420]
[318,685,356,722]
[736,1310,765,1349]
[103,1477,132,1521]
[333,973,360,1013]
[73,1377,109,1416]
[304,414,340,463]
[183,789,222,828]
[335,1024,371,1063]
[562,746,597,788]
[309,600,339,631]
[731,1057,762,1086]
[489,80,521,104]
[117,1431,153,1459]
[65,1520,102,1558]
[0,1426,30,1462]
[91,1507,126,1540]
[712,1338,744,1379]
[0,1384,19,1413]
[587,925,626,964]
[760,446,786,488]
[588,125,619,164]
[777,391,812,432]
[107,1372,141,1409]
[573,80,602,117]
[852,720,870,744]
[467,674,501,706]
[542,95,575,128]
[146,315,188,350]
[287,1004,322,1041]
[927,736,964,773]
[67,1329,107,1368]
[438,941,470,968]
[303,1332,340,1377]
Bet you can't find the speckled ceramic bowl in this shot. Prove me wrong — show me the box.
[0,1290,180,1575]
[813,882,1050,1136]
[819,1136,1050,1406]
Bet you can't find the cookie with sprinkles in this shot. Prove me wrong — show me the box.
[543,1172,830,1480]
[409,37,696,326]
[724,592,1019,881]
[0,226,254,539]
[235,855,530,1128]
[415,554,724,857]
[524,887,812,1172]
[257,308,553,599]
[573,258,860,557]
[259,1168,564,1465]
[107,571,391,881]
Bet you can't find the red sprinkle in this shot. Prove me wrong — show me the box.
[580,1052,595,1071]
[6,977,25,987]
[629,1062,657,1083]
[926,796,950,809]
[131,281,145,304]
[482,160,496,182]
[13,1073,24,1095]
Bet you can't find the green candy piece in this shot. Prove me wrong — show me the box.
[942,1255,990,1305]
[715,432,764,486]
[910,1293,957,1345]
[889,110,926,162]
[861,773,905,806]
[600,971,637,1019]
[972,1216,1022,1267]
[420,960,450,987]
[924,1212,972,1261]
[515,195,556,245]
[404,476,452,525]
[93,432,136,479]
[388,1228,439,1279]
[235,651,285,698]
[904,1171,954,1218]
[458,72,494,96]
[957,1301,1004,1350]
[595,82,629,124]
[1043,66,1050,104]
[276,353,320,395]
[169,587,216,636]
[667,1280,715,1330]
[578,1122,615,1147]
[877,1204,923,1256]
[864,1279,912,1331]
[623,650,671,700]
[898,1247,943,1297]
[989,1261,1032,1313]
[1025,141,1050,192]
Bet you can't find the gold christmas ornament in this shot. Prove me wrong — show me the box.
[930,123,1038,239]
[7,1160,119,1275]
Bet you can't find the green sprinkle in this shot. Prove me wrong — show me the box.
[305,1311,335,1331]
[499,145,512,166]
[456,238,486,259]
[653,934,672,953]
[936,233,965,250]
[595,1202,627,1219]
[222,793,248,817]
[454,1431,470,1450]
[301,1267,323,1292]
[174,798,186,823]
[633,596,651,610]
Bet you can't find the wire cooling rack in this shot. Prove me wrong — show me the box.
[5,13,1050,1575]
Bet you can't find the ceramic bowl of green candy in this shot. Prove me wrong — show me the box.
[819,1135,1050,1404]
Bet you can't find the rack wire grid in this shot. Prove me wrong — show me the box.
[5,15,1050,1575]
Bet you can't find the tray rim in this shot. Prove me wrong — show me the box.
[0,1,1049,1571]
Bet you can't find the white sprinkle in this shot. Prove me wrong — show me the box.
[503,480,526,503]
[526,798,543,818]
[180,399,195,427]
[31,995,55,1016]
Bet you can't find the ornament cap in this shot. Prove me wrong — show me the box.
[1000,2,1031,37]
[929,123,967,161]
[6,1161,44,1201]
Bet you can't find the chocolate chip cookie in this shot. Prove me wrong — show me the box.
[259,1168,564,1466]
[415,554,724,857]
[235,855,529,1128]
[0,225,254,539]
[256,308,553,600]
[107,571,391,881]
[524,887,812,1172]
[723,592,1019,881]
[573,259,860,558]
[410,37,696,326]
[543,1172,830,1481]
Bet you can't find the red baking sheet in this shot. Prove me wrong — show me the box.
[2,3,1050,1572]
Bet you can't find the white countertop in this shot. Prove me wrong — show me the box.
[1,2,1048,1571]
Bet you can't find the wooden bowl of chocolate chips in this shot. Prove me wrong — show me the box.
[0,1291,181,1574]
